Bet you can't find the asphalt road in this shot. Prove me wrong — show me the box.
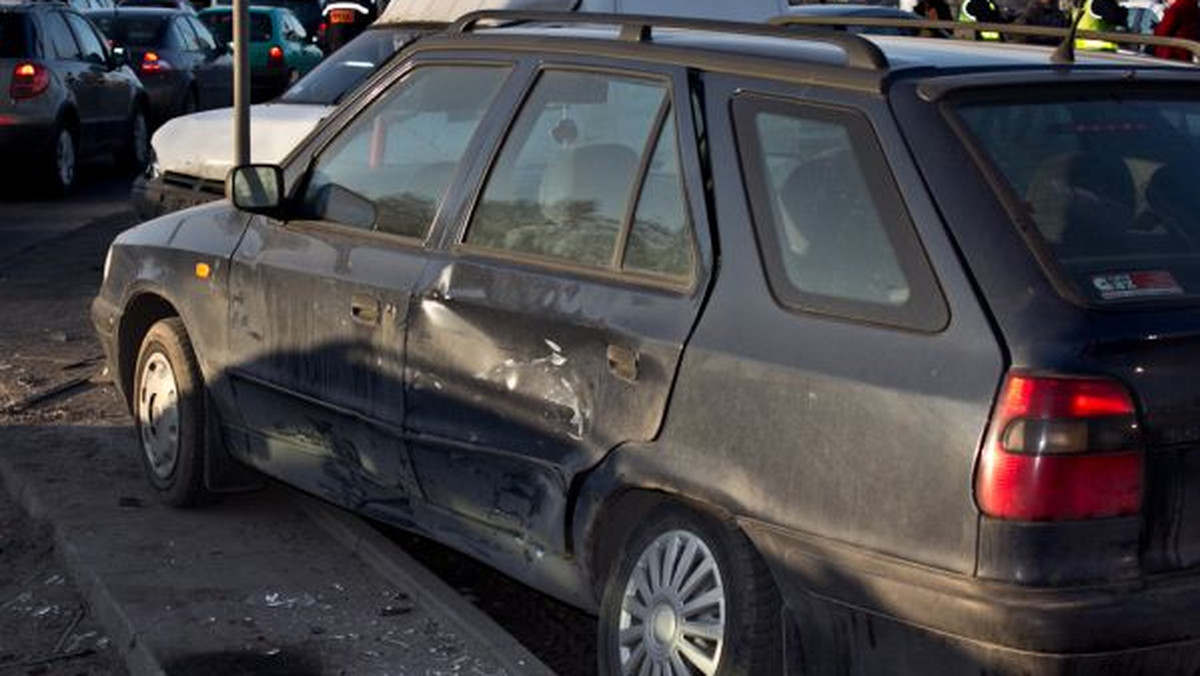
[0,164,135,264]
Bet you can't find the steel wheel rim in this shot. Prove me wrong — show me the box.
[137,351,181,479]
[617,529,726,676]
[56,130,74,188]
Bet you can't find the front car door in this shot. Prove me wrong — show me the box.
[403,60,713,565]
[223,60,516,514]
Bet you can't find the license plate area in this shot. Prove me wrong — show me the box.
[330,9,355,24]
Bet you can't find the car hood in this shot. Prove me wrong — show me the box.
[151,102,333,183]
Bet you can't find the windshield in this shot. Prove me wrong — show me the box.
[279,27,417,105]
[957,94,1200,304]
[91,15,166,47]
[200,11,272,42]
[0,14,28,57]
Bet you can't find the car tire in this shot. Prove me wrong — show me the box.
[596,503,782,676]
[133,318,211,508]
[117,106,150,173]
[43,123,77,195]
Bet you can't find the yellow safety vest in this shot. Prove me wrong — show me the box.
[1075,0,1120,51]
[958,0,1003,39]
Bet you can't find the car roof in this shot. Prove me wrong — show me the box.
[788,4,920,18]
[85,6,183,15]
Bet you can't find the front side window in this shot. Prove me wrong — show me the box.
[466,70,693,276]
[736,97,946,330]
[298,65,511,239]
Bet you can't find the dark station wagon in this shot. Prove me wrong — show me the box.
[93,11,1200,675]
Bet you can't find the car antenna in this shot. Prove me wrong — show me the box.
[1051,5,1085,64]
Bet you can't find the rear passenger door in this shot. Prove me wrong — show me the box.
[404,62,713,553]
[39,11,100,140]
[62,12,126,140]
[185,16,232,108]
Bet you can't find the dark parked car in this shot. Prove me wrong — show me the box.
[88,7,232,124]
[0,2,149,193]
[94,11,1200,676]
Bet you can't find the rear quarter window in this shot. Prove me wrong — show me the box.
[734,95,948,331]
[955,94,1200,305]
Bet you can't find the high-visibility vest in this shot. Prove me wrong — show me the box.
[1075,0,1120,51]
[958,0,1002,40]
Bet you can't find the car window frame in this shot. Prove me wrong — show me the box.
[280,57,522,249]
[453,62,702,293]
[733,92,949,332]
[185,15,217,51]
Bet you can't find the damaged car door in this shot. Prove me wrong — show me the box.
[224,62,513,511]
[403,64,712,558]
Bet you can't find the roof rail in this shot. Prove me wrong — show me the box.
[768,15,1200,62]
[449,10,890,71]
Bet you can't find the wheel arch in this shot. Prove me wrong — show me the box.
[117,291,180,409]
[571,452,742,602]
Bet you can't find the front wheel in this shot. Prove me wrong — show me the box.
[133,318,210,507]
[597,504,782,676]
[117,107,149,173]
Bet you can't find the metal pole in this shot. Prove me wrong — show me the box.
[232,0,250,166]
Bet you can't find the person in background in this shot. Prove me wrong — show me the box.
[1154,0,1199,60]
[916,0,953,20]
[1075,0,1129,50]
[959,0,1007,39]
[1016,0,1070,43]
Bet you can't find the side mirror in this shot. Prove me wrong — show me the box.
[227,164,285,217]
[109,46,127,68]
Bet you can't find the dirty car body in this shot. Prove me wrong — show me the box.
[95,14,1200,676]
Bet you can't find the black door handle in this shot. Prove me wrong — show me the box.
[350,294,380,326]
[607,344,638,383]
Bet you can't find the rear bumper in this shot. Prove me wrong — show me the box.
[742,518,1200,675]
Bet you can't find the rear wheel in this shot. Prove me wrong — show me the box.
[133,318,210,507]
[42,124,76,195]
[597,504,782,676]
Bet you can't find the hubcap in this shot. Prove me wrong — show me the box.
[137,351,180,479]
[56,130,74,189]
[618,529,726,676]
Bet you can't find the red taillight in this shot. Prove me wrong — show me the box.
[268,45,284,65]
[141,51,171,73]
[975,373,1143,521]
[10,61,49,100]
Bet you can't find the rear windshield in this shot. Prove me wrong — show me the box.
[957,94,1200,304]
[91,15,166,47]
[280,27,414,105]
[200,11,271,42]
[0,14,29,57]
[215,0,317,27]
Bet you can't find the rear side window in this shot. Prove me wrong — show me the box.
[466,69,696,282]
[956,95,1200,305]
[200,12,271,43]
[94,16,165,47]
[0,14,29,58]
[41,12,81,61]
[63,13,105,64]
[735,96,947,330]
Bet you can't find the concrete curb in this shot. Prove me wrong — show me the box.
[0,453,165,676]
[293,492,558,676]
